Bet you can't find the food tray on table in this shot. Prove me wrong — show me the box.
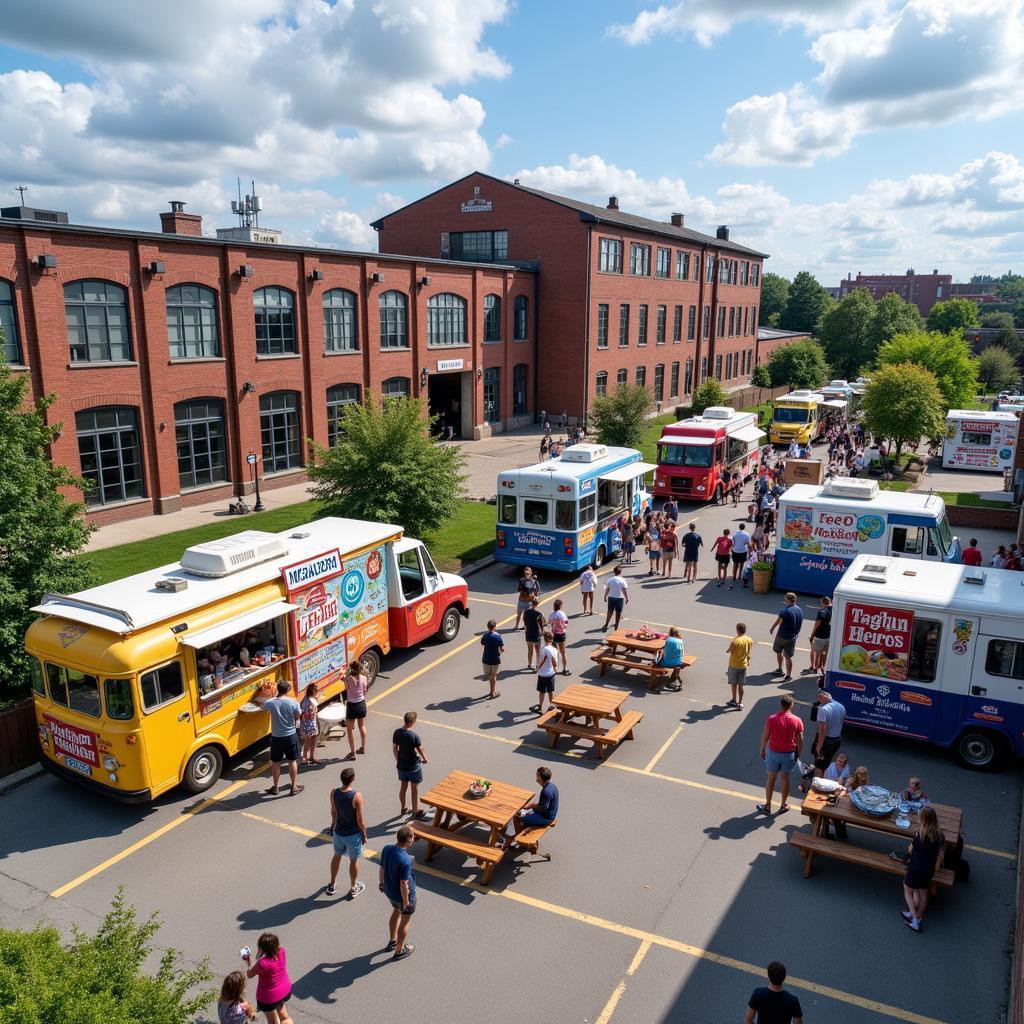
[811,777,842,794]
[849,785,899,817]
[467,780,492,798]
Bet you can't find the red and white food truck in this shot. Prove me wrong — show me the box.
[653,406,766,503]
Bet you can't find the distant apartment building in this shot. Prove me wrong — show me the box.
[949,282,1001,306]
[837,269,952,316]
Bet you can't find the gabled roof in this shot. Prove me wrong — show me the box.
[373,171,769,259]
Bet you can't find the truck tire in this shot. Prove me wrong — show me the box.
[360,648,381,686]
[436,605,461,642]
[956,729,1003,771]
[182,745,223,794]
[595,544,607,566]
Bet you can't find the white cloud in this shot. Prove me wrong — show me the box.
[315,209,377,249]
[495,133,512,149]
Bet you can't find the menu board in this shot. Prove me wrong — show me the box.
[839,601,913,681]
[779,504,885,559]
[943,417,1018,470]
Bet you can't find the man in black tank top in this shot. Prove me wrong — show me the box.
[328,767,367,898]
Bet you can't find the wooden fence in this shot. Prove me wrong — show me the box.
[0,700,39,777]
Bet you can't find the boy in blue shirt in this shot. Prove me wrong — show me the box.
[480,620,504,699]
[656,626,685,693]
[501,767,559,849]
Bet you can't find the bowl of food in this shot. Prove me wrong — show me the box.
[849,784,899,817]
[467,778,492,798]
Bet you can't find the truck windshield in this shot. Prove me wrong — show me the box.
[659,443,713,468]
[936,514,953,555]
[774,407,810,424]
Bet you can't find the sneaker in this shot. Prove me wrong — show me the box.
[385,939,397,952]
[901,910,913,922]
[393,943,416,960]
[326,883,336,896]
[772,668,785,676]
[783,674,792,682]
[725,699,738,707]
[349,882,366,899]
[736,702,743,709]
[905,919,921,933]
[529,704,542,714]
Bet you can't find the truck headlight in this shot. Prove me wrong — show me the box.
[696,484,706,492]
[103,755,118,771]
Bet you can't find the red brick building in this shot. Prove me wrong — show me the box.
[837,269,952,316]
[0,205,536,524]
[374,172,768,422]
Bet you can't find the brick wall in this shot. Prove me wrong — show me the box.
[946,503,1020,532]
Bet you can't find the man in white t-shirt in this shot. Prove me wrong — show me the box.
[731,523,751,588]
[579,564,597,615]
[602,565,629,631]
[530,631,560,715]
[787,440,800,459]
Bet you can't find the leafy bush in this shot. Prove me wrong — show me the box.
[590,383,654,447]
[690,379,726,415]
[766,339,827,390]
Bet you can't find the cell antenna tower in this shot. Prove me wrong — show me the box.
[230,177,263,228]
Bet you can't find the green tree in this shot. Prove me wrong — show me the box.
[751,362,772,388]
[1011,299,1024,330]
[977,345,1019,393]
[995,273,1024,302]
[980,311,1021,355]
[308,393,466,539]
[868,291,924,353]
[766,339,827,390]
[589,382,654,448]
[861,363,945,460]
[0,888,215,1024]
[818,289,876,379]
[876,329,979,410]
[0,356,93,705]
[781,271,833,334]
[926,298,978,334]
[690,378,726,415]
[759,272,790,325]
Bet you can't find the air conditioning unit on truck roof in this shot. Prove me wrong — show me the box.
[702,406,733,419]
[561,443,608,463]
[180,531,290,577]
[823,477,879,501]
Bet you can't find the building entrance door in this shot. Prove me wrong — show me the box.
[427,372,463,439]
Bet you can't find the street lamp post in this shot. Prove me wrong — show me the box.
[247,451,265,512]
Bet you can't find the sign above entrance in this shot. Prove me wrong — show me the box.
[461,185,492,213]
[437,358,464,371]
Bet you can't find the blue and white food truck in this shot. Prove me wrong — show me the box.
[828,554,1024,769]
[774,477,960,595]
[495,444,654,572]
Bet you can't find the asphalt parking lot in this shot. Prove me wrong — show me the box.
[1,493,1021,1024]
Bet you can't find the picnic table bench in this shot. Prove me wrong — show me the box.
[590,628,697,690]
[536,683,644,758]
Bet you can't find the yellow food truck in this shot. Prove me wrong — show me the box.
[26,518,469,801]
[769,390,828,446]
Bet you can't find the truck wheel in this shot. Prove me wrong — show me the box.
[360,649,381,686]
[595,544,607,566]
[956,730,1003,771]
[182,745,223,794]
[436,606,461,642]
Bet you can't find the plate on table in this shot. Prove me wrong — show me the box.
[849,785,899,817]
[811,777,841,794]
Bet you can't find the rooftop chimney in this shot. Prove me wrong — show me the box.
[160,200,202,237]
[607,196,619,210]
[716,225,729,241]
[932,268,938,275]
[513,178,520,185]
[670,212,684,227]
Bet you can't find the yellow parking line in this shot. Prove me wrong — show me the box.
[623,616,810,655]
[965,843,1016,861]
[240,810,948,1024]
[472,596,518,608]
[595,940,651,1024]
[643,724,684,774]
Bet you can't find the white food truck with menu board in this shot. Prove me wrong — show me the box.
[827,554,1024,769]
[941,409,1019,472]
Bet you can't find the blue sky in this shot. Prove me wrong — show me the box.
[0,0,1022,281]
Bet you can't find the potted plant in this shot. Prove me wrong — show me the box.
[750,559,774,594]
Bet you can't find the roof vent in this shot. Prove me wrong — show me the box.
[561,443,608,463]
[716,225,729,241]
[155,577,188,593]
[702,406,733,420]
[180,531,289,578]
[824,477,879,500]
[607,196,619,210]
[855,561,891,583]
[670,212,684,227]
[963,569,986,586]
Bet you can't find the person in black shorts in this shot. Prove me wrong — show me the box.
[522,597,546,671]
[745,960,803,1023]
[681,523,702,583]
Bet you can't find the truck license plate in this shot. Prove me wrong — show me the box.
[64,755,92,776]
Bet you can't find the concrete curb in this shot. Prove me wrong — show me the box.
[461,554,497,577]
[0,763,43,796]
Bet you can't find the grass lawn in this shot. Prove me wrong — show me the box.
[877,480,913,492]
[81,499,497,585]
[739,401,774,428]
[638,412,679,463]
[935,491,1012,509]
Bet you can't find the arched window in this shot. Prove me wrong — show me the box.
[167,284,219,359]
[75,407,144,506]
[327,383,361,446]
[259,391,302,472]
[513,363,528,416]
[379,291,408,349]
[513,295,528,340]
[427,293,467,347]
[174,398,227,489]
[595,371,608,397]
[323,289,358,353]
[382,377,410,399]
[483,294,501,343]
[65,280,132,362]
[254,286,296,355]
[0,280,21,364]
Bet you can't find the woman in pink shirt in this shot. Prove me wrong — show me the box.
[243,932,292,1024]
[342,660,370,761]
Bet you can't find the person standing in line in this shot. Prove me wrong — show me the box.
[807,596,832,674]
[380,826,417,959]
[299,683,320,766]
[549,599,570,675]
[522,597,546,672]
[681,522,702,583]
[514,567,540,629]
[659,521,678,578]
[760,490,777,535]
[769,592,803,682]
[811,686,846,778]
[530,631,559,715]
[726,622,753,709]
[713,528,733,587]
[480,619,504,700]
[731,522,751,587]
[602,565,629,631]
[327,766,367,899]
[263,681,304,797]
[663,497,678,524]
[646,518,662,575]
[757,695,804,816]
[242,933,293,1024]
[961,537,983,567]
[341,660,370,761]
[579,563,597,615]
[620,518,636,565]
[744,961,804,1024]
[897,805,945,933]
[392,712,430,820]
[654,626,685,693]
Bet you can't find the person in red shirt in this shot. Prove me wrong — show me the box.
[961,539,982,567]
[713,528,733,587]
[757,695,804,816]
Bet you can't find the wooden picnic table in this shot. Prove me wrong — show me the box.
[791,790,962,893]
[537,682,644,758]
[591,628,697,689]
[413,769,533,884]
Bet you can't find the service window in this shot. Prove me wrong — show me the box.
[579,493,597,526]
[962,430,993,445]
[907,619,941,683]
[46,664,101,718]
[29,658,45,697]
[714,441,725,466]
[985,638,1024,678]
[498,494,517,524]
[555,500,575,531]
[104,679,135,720]
[194,617,287,694]
[890,526,924,555]
[523,499,549,526]
[140,662,185,712]
[398,548,425,600]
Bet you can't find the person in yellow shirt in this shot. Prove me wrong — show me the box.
[726,623,753,709]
